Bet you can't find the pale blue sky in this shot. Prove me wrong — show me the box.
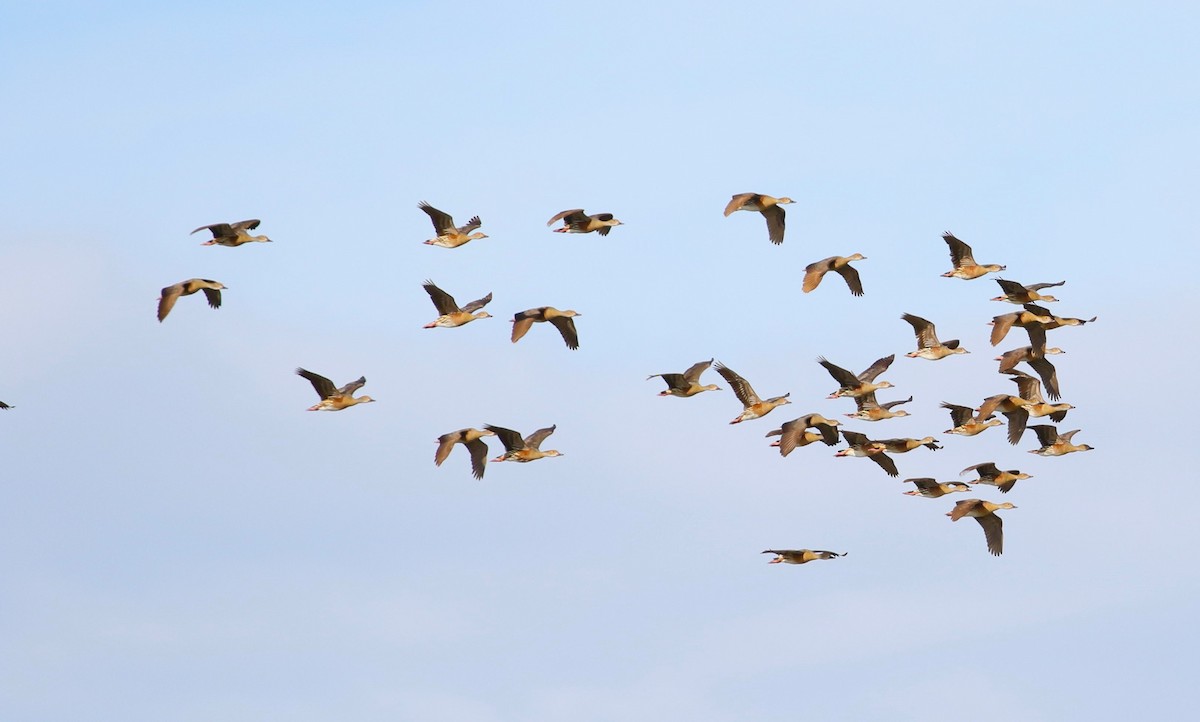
[2,2,1197,720]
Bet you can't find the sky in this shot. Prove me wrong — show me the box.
[2,1,1198,719]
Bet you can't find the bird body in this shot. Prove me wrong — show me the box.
[191,219,270,247]
[511,307,581,349]
[903,478,971,498]
[942,402,1003,437]
[835,430,898,476]
[435,428,496,480]
[846,392,913,422]
[803,254,866,296]
[872,437,942,453]
[422,280,493,328]
[766,414,841,456]
[941,232,1005,279]
[713,362,791,423]
[648,358,722,397]
[485,424,563,462]
[762,549,845,564]
[295,368,376,411]
[1027,425,1093,456]
[157,279,226,322]
[991,278,1064,304]
[818,355,894,399]
[947,498,1016,556]
[724,193,794,244]
[1005,370,1073,420]
[546,209,623,235]
[902,313,968,360]
[960,462,1031,494]
[419,201,487,247]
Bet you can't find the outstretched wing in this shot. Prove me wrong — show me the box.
[296,368,337,400]
[423,280,460,315]
[714,362,759,406]
[524,425,557,450]
[419,202,456,234]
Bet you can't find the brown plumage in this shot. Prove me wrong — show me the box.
[422,280,493,328]
[295,368,376,411]
[1027,425,1093,456]
[803,254,866,296]
[960,462,1032,494]
[902,478,971,498]
[942,402,1002,437]
[991,278,1065,305]
[901,313,968,360]
[818,354,895,399]
[872,437,942,453]
[511,307,581,349]
[546,209,623,236]
[419,201,487,248]
[762,549,845,564]
[190,219,270,247]
[834,430,898,476]
[723,193,794,244]
[975,393,1032,445]
[940,231,1005,279]
[996,343,1065,400]
[766,414,841,456]
[485,424,563,462]
[1004,370,1073,421]
[846,392,913,422]
[648,358,722,398]
[157,278,226,322]
[947,499,1016,556]
[713,362,791,424]
[435,428,496,480]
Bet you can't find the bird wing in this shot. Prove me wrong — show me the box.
[511,309,541,343]
[942,232,976,267]
[834,263,864,296]
[772,421,800,457]
[681,358,714,384]
[190,222,234,238]
[813,422,840,446]
[902,313,938,348]
[465,438,490,479]
[1029,424,1059,446]
[908,478,939,492]
[942,402,973,428]
[1026,280,1066,292]
[976,395,1008,420]
[419,202,456,234]
[652,372,688,391]
[523,425,557,450]
[859,355,895,382]
[803,258,834,293]
[1028,357,1061,400]
[1004,407,1029,445]
[434,431,462,467]
[761,205,786,244]
[818,357,860,387]
[1005,370,1043,403]
[724,193,757,216]
[457,216,483,235]
[157,283,183,322]
[714,363,759,406]
[296,368,337,400]
[881,395,913,411]
[337,376,367,396]
[548,315,580,349]
[484,424,525,452]
[231,219,261,232]
[960,462,999,478]
[975,514,1004,556]
[199,287,222,310]
[547,209,586,226]
[993,278,1026,297]
[854,391,881,411]
[840,430,869,447]
[460,292,493,314]
[990,313,1016,346]
[423,280,461,315]
[869,451,899,477]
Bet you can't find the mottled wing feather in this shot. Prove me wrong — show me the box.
[296,368,337,400]
[714,363,760,406]
[423,281,461,315]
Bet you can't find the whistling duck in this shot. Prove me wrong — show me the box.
[991,278,1065,304]
[295,368,376,411]
[157,279,226,322]
[960,462,1031,494]
[766,414,841,456]
[818,354,894,399]
[1027,425,1093,456]
[989,305,1056,346]
[511,307,581,349]
[0,401,12,410]
[191,219,271,247]
[942,402,1003,437]
[723,193,794,245]
[546,209,623,236]
[714,362,791,424]
[903,478,971,498]
[1026,302,1097,330]
[947,499,1016,556]
[902,313,968,360]
[485,424,563,462]
[975,393,1033,445]
[762,549,845,564]
[996,343,1065,400]
[803,254,867,296]
[435,428,496,480]
[419,201,487,248]
[835,430,898,476]
[1004,370,1073,421]
[648,358,722,397]
[941,232,1005,280]
[422,280,493,328]
[846,392,913,422]
[872,437,942,453]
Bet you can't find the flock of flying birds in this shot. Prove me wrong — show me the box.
[1,193,1096,562]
